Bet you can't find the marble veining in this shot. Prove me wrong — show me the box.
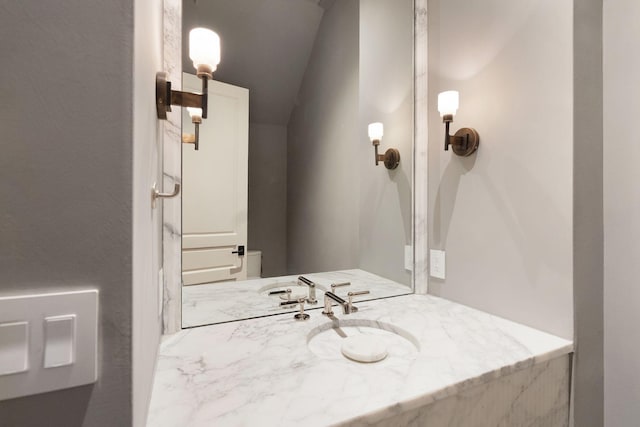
[413,0,429,295]
[161,0,182,334]
[148,294,572,426]
[348,355,570,426]
[182,269,411,328]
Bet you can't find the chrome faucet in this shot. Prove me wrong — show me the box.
[298,276,317,304]
[322,291,350,316]
[322,290,371,317]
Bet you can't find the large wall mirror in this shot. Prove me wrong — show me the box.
[181,0,415,328]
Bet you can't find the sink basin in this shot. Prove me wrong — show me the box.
[258,281,328,301]
[307,319,419,363]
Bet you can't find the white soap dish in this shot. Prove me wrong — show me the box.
[341,335,388,363]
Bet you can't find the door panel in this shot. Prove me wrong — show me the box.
[182,73,249,286]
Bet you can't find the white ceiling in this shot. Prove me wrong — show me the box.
[183,0,326,125]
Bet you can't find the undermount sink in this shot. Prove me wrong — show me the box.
[307,319,419,363]
[258,281,327,300]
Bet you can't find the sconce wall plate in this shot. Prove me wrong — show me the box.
[156,72,207,120]
[156,72,171,120]
[450,127,479,157]
[380,147,401,169]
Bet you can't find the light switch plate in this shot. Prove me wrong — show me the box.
[404,245,413,271]
[0,290,98,401]
[430,249,446,279]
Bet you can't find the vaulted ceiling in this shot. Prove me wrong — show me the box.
[183,0,328,125]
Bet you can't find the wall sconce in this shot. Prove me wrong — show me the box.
[156,27,221,150]
[181,107,202,150]
[438,91,479,157]
[368,122,400,170]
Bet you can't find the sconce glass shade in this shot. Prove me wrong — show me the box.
[189,28,221,73]
[187,107,203,119]
[368,122,384,141]
[438,91,459,117]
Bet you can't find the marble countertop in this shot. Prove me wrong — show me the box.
[182,269,411,327]
[148,294,572,427]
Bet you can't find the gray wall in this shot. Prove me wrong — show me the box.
[248,123,287,277]
[287,0,360,274]
[358,0,413,286]
[288,0,413,282]
[573,1,604,426]
[604,0,638,424]
[427,0,574,340]
[0,0,162,425]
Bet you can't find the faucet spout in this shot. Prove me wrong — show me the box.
[298,276,317,304]
[322,291,350,316]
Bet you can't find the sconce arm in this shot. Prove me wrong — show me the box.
[371,138,400,170]
[374,143,381,165]
[170,90,205,111]
[443,117,480,157]
[444,119,465,151]
[156,72,209,120]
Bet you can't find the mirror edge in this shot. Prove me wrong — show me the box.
[161,0,429,334]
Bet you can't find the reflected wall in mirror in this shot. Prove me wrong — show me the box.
[181,0,415,328]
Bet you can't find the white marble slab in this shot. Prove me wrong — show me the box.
[161,0,182,334]
[413,0,429,295]
[182,269,412,328]
[351,355,570,427]
[149,294,572,427]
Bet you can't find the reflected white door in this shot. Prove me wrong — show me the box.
[182,73,249,286]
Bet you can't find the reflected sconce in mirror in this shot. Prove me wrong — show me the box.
[368,122,400,170]
[438,91,479,157]
[156,27,221,150]
[182,107,203,150]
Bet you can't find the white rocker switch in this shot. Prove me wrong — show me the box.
[44,315,76,368]
[0,321,29,376]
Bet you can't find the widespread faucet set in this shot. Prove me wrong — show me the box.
[271,276,370,321]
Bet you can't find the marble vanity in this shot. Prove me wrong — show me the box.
[182,269,411,327]
[148,294,572,426]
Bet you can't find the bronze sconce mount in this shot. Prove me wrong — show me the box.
[156,67,211,150]
[443,114,479,157]
[372,139,400,170]
[156,71,209,120]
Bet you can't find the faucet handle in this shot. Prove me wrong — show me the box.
[331,282,351,292]
[280,298,310,321]
[347,290,370,313]
[270,288,293,302]
[298,276,317,305]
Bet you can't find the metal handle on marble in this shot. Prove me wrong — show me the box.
[280,299,299,307]
[347,290,370,313]
[280,298,310,321]
[331,282,351,292]
[152,182,180,208]
[298,276,317,305]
